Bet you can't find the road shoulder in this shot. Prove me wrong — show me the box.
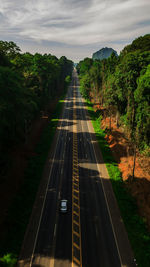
[17,101,65,267]
[82,97,136,267]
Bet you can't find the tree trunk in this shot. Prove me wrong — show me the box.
[109,109,111,131]
[116,110,119,128]
[132,143,136,181]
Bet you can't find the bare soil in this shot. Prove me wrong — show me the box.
[1,96,150,246]
[96,106,150,231]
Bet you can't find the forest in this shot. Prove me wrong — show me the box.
[0,40,73,164]
[0,40,73,266]
[77,34,150,155]
[77,35,150,267]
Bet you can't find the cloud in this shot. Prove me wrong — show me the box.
[0,0,150,60]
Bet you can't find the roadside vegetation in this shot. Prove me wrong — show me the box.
[77,34,150,267]
[0,95,67,266]
[0,40,73,266]
[0,40,72,155]
[77,34,150,158]
[85,99,150,267]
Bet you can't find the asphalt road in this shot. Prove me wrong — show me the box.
[18,69,136,267]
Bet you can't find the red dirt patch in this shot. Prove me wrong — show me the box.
[100,109,150,230]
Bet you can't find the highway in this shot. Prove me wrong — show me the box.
[18,69,136,267]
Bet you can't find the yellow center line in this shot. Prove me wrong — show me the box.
[73,257,81,265]
[73,220,80,226]
[73,231,80,238]
[74,203,79,208]
[73,188,79,193]
[73,242,80,249]
[73,210,80,216]
[73,195,79,200]
[72,86,82,267]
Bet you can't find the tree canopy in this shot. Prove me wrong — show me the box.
[0,41,73,152]
[77,34,150,153]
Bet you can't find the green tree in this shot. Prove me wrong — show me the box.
[0,41,21,60]
[104,74,118,130]
[0,40,73,151]
[120,34,150,56]
[134,64,150,150]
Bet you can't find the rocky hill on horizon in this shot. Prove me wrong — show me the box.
[92,47,118,60]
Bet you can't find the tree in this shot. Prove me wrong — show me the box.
[134,64,150,150]
[0,41,21,59]
[120,34,150,56]
[0,66,27,146]
[77,34,150,157]
[0,40,73,151]
[104,74,117,130]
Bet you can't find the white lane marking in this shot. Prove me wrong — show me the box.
[49,89,72,267]
[54,224,57,237]
[78,89,123,266]
[29,93,70,267]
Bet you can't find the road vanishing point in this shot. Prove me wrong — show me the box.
[18,69,136,267]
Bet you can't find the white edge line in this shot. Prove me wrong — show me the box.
[49,87,71,267]
[54,224,57,237]
[29,92,69,267]
[79,89,123,266]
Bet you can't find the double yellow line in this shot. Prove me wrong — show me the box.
[72,87,82,267]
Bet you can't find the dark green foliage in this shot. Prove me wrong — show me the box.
[77,34,150,267]
[0,40,73,152]
[0,41,21,59]
[0,94,66,266]
[0,43,73,266]
[77,34,150,152]
[134,64,150,150]
[86,99,150,267]
[77,57,93,75]
[121,34,150,56]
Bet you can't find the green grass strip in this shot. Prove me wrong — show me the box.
[0,94,66,266]
[85,98,150,267]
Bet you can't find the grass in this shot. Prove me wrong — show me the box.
[0,93,66,266]
[85,98,150,267]
[1,86,150,267]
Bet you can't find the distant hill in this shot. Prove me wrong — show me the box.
[92,47,118,60]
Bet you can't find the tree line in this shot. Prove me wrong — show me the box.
[0,41,73,154]
[77,34,150,155]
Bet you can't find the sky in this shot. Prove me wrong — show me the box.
[0,0,150,62]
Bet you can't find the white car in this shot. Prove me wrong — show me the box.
[60,200,68,213]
